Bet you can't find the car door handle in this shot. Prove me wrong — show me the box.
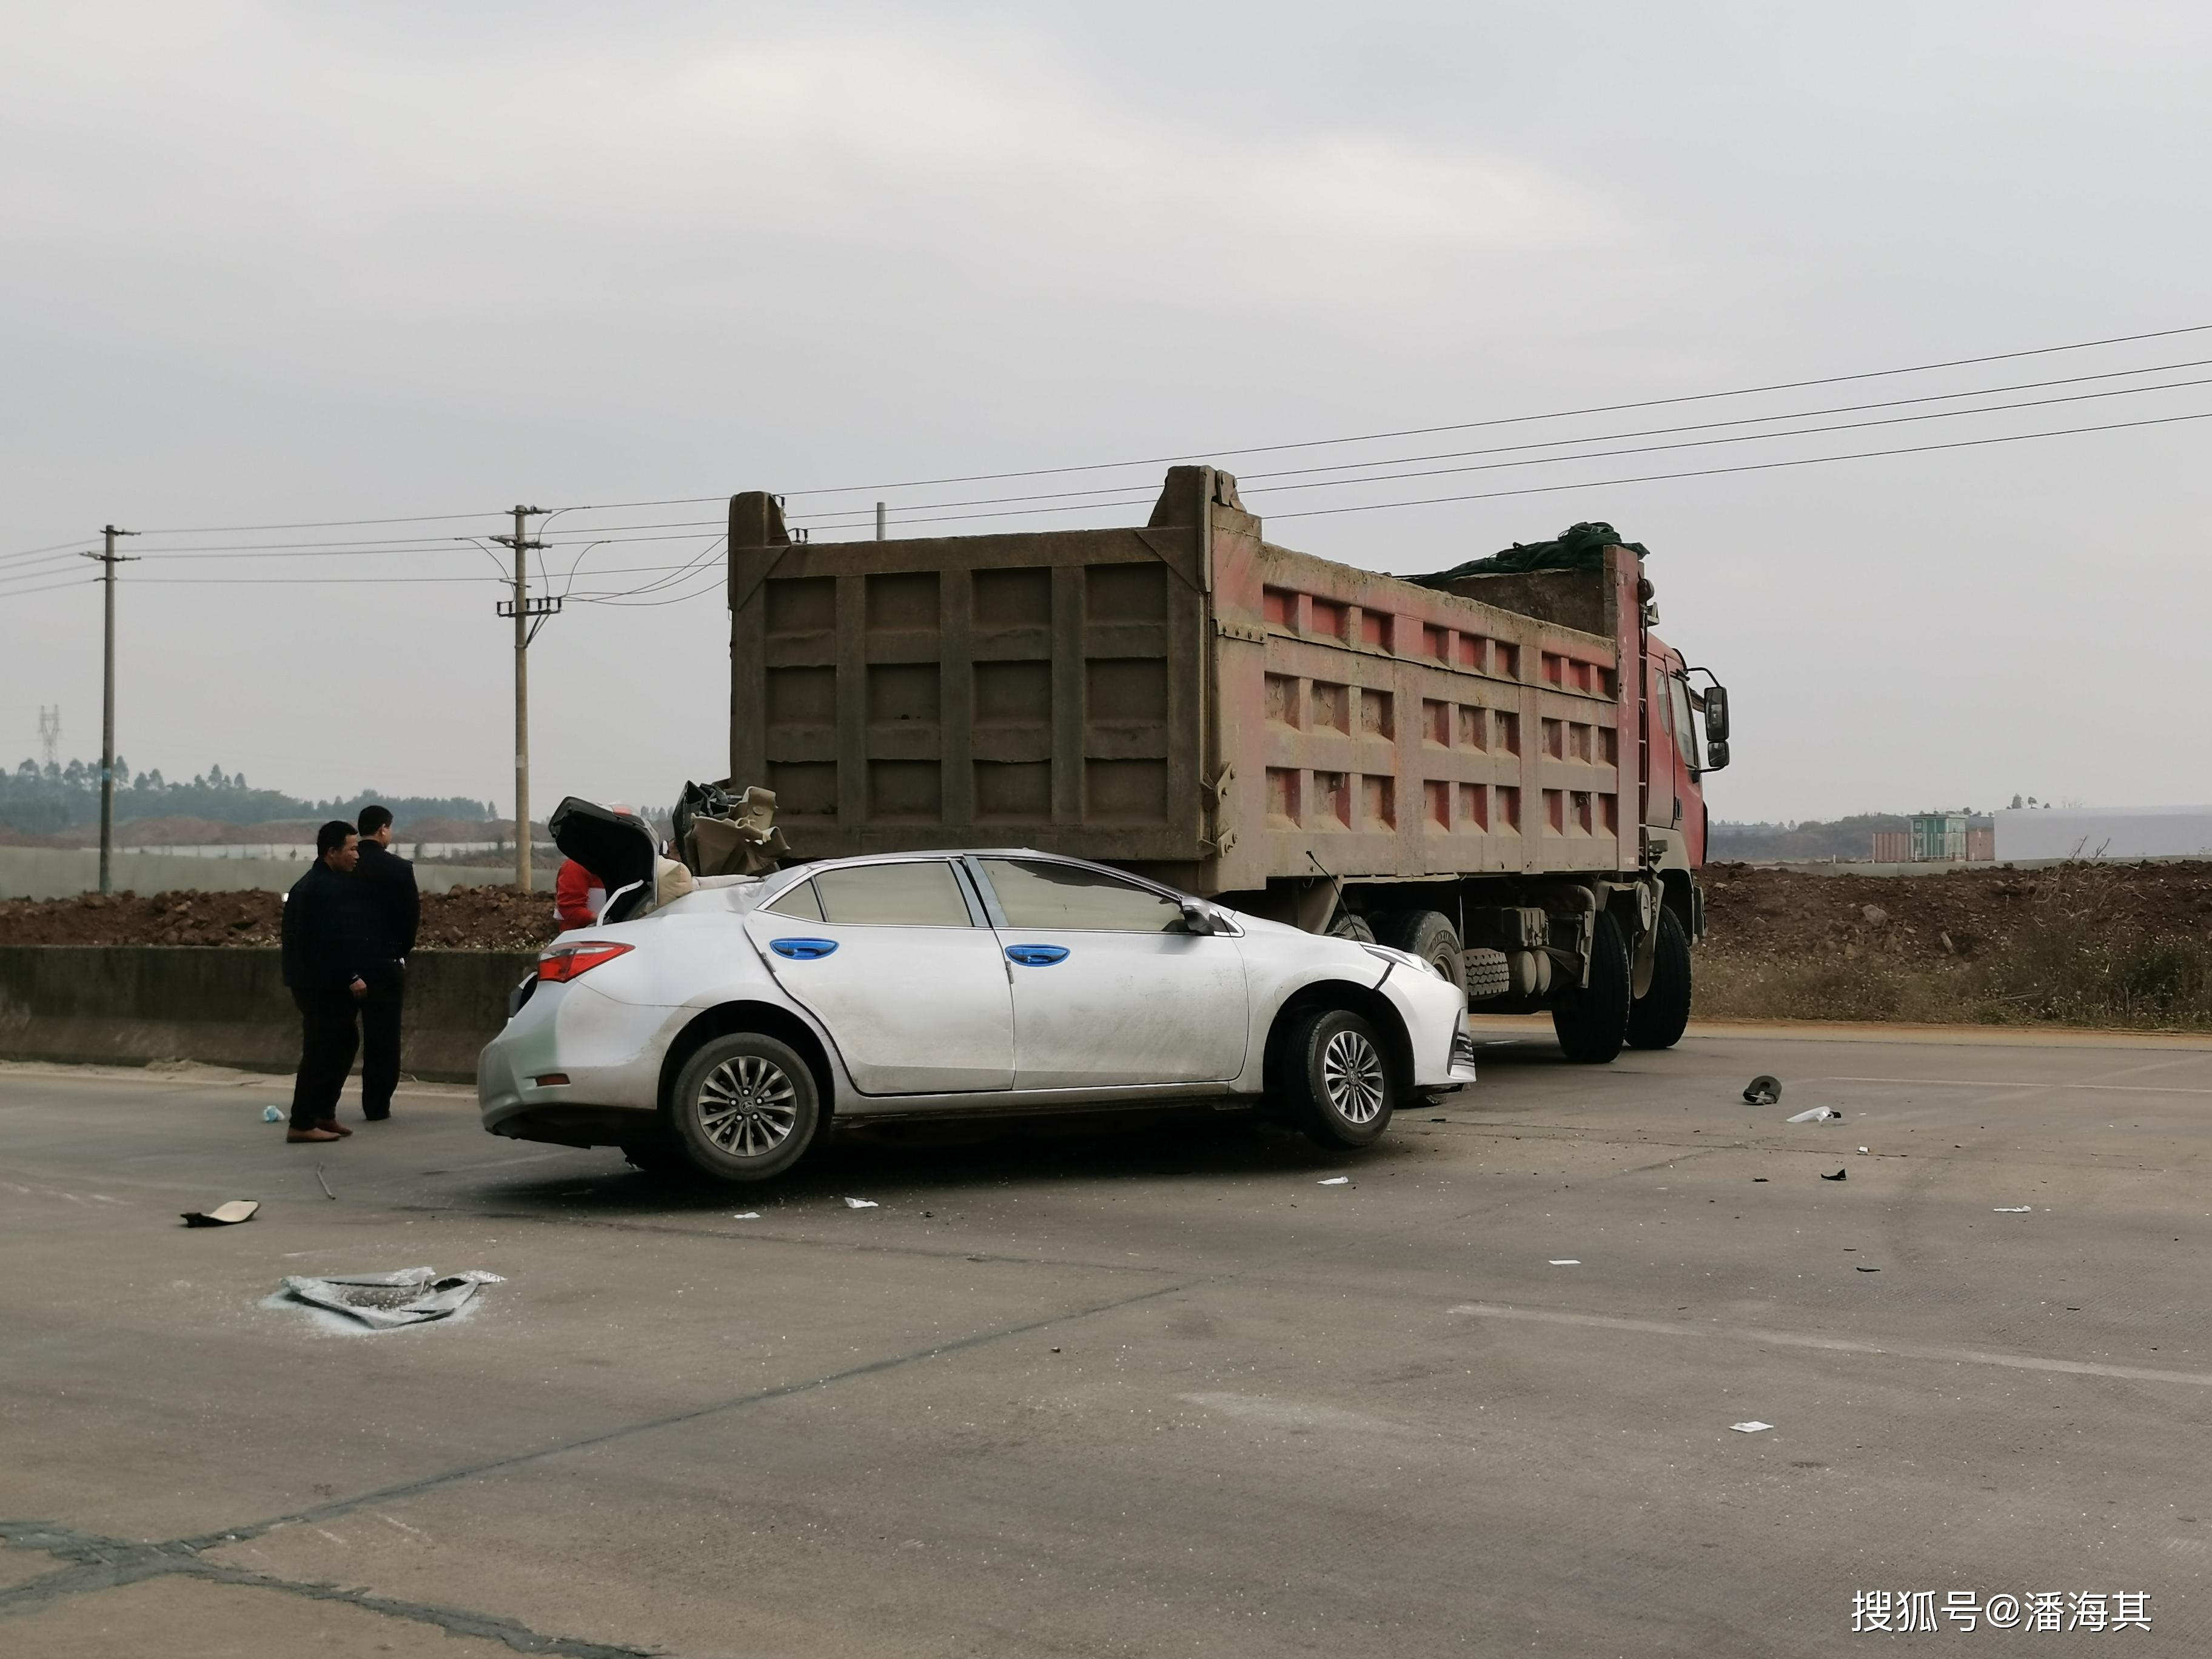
[1004,944,1070,967]
[769,937,839,960]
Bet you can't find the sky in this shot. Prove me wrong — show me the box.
[2,0,2208,824]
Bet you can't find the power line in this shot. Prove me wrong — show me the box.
[0,575,95,600]
[1269,405,2212,521]
[789,403,2212,535]
[765,320,2212,498]
[94,318,2212,537]
[774,359,2212,524]
[1238,372,2212,500]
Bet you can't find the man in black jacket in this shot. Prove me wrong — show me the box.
[280,822,380,1143]
[354,803,419,1122]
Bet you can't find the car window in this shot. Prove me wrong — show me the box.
[813,861,973,927]
[760,879,823,920]
[980,858,1184,933]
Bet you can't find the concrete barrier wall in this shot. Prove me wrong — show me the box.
[0,846,555,900]
[0,947,539,1084]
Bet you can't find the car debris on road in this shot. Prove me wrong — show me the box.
[180,1200,258,1227]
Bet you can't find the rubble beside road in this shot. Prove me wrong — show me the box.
[0,885,559,951]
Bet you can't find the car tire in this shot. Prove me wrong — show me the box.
[1280,1006,1395,1150]
[1373,909,1468,994]
[667,1032,821,1184]
[1625,907,1693,1051]
[1552,911,1631,1064]
[1327,910,1376,944]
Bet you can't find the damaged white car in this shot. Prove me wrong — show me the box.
[478,799,1480,1183]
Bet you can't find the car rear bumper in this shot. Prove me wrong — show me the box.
[478,979,669,1149]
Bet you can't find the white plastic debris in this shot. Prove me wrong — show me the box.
[843,1198,879,1210]
[275,1267,501,1330]
[1857,1146,1870,1155]
[1317,1176,1350,1186]
[1729,1421,1774,1433]
[1786,1107,1840,1123]
[1992,1205,2031,1213]
[261,1104,283,1123]
[732,1212,761,1220]
[1549,1259,1580,1266]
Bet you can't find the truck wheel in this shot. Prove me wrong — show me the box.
[1626,908,1692,1050]
[1279,1007,1395,1150]
[1552,911,1630,1064]
[668,1032,820,1183]
[1373,910,1468,994]
[1327,910,1376,944]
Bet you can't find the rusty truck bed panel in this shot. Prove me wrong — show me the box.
[728,468,1641,892]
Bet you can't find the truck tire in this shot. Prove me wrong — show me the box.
[1327,910,1376,944]
[668,1031,821,1183]
[1373,910,1468,993]
[1626,907,1692,1051]
[1551,911,1630,1064]
[1279,1006,1395,1150]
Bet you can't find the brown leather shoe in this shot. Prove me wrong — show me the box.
[286,1127,343,1143]
[315,1119,353,1137]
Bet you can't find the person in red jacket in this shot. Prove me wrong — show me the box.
[552,803,633,931]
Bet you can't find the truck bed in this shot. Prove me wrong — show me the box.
[728,467,1641,896]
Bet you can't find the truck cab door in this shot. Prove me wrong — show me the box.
[1644,661,1680,831]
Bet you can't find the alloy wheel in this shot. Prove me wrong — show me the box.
[696,1054,800,1158]
[1320,1028,1386,1124]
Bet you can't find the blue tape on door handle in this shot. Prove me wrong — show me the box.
[1004,943,1070,967]
[770,937,839,960]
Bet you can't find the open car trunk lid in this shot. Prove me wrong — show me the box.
[547,798,661,924]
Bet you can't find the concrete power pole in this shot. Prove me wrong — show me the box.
[492,506,558,893]
[83,526,138,895]
[876,501,886,541]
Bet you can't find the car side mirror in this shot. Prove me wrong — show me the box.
[1178,900,1218,936]
[1701,683,1730,743]
[1704,737,1731,772]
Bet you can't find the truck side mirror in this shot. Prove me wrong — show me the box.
[1702,683,1730,743]
[1704,737,1731,772]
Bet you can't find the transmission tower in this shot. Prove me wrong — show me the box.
[38,706,60,769]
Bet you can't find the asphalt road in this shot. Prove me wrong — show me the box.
[2,1022,2207,1657]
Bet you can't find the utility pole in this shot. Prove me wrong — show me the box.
[82,526,138,895]
[875,501,886,541]
[492,506,560,893]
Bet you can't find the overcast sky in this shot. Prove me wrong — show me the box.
[3,1,2208,824]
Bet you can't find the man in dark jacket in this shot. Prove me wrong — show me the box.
[354,803,419,1122]
[280,821,380,1143]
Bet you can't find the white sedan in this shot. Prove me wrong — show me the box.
[480,828,1478,1183]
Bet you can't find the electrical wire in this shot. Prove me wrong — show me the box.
[774,361,2212,525]
[93,318,2212,537]
[765,320,2212,498]
[0,575,96,600]
[1267,405,2212,521]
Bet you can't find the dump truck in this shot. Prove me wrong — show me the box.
[723,466,1731,1063]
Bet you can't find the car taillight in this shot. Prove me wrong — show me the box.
[537,941,634,984]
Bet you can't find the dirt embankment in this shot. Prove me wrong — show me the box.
[1698,861,2212,1030]
[4,860,2208,1033]
[0,886,559,951]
